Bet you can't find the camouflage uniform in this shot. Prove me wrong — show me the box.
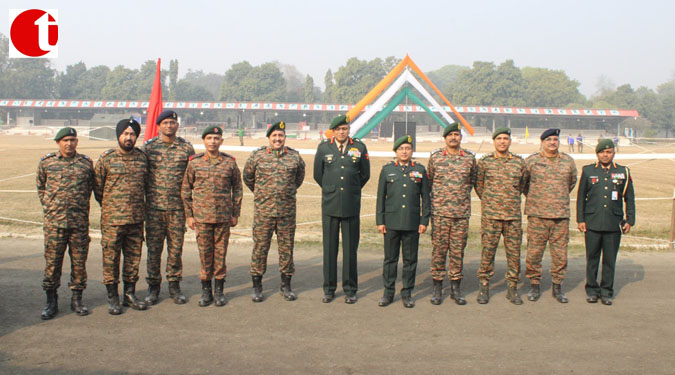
[243,146,305,276]
[181,152,242,281]
[94,148,148,285]
[427,148,476,281]
[142,136,195,285]
[36,152,94,291]
[524,152,577,285]
[475,152,527,285]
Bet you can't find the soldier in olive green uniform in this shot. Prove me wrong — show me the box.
[243,121,305,302]
[475,127,527,305]
[143,110,194,305]
[36,127,94,319]
[523,128,577,303]
[94,119,148,315]
[313,114,370,304]
[376,135,430,308]
[577,139,635,305]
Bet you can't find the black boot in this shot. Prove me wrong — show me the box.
[527,283,541,302]
[506,284,523,305]
[199,280,213,307]
[106,284,122,315]
[430,279,442,305]
[214,279,227,307]
[552,283,568,303]
[41,289,58,320]
[477,281,490,304]
[70,289,89,316]
[168,281,187,304]
[280,274,297,301]
[123,282,148,311]
[251,276,263,303]
[450,279,467,305]
[144,283,160,305]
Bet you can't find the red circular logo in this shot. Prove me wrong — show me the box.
[10,9,59,57]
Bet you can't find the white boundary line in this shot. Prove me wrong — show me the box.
[0,173,35,183]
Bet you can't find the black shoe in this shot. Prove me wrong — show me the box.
[527,283,541,302]
[401,295,415,308]
[477,281,489,304]
[70,289,89,316]
[123,282,148,311]
[586,295,599,303]
[378,294,393,307]
[214,279,227,307]
[450,279,467,305]
[344,295,357,304]
[321,292,335,303]
[144,283,160,305]
[601,296,613,306]
[199,280,213,307]
[168,281,187,304]
[105,284,122,315]
[552,283,569,303]
[506,284,523,305]
[430,279,442,305]
[41,289,58,320]
[280,274,297,301]
[251,276,263,303]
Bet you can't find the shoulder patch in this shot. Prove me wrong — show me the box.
[480,152,493,160]
[352,138,363,144]
[320,138,329,143]
[79,154,92,163]
[144,137,157,145]
[385,160,395,166]
[100,149,115,158]
[190,152,204,161]
[40,152,56,161]
[221,152,235,161]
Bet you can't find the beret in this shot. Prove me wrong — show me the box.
[492,127,511,139]
[443,122,461,137]
[267,121,286,137]
[329,114,350,130]
[156,110,178,125]
[54,127,77,141]
[393,135,413,151]
[596,139,615,153]
[540,128,560,140]
[202,125,223,139]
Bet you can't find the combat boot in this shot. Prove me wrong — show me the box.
[123,282,148,311]
[144,283,160,305]
[251,276,263,303]
[430,279,442,305]
[477,281,489,304]
[199,280,213,307]
[168,281,187,304]
[214,279,227,307]
[527,283,541,302]
[106,284,122,315]
[280,274,297,301]
[70,289,89,316]
[506,284,523,305]
[552,283,569,303]
[41,289,58,320]
[450,279,467,305]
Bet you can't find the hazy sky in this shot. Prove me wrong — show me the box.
[3,0,674,98]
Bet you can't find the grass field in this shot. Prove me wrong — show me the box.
[1,134,673,253]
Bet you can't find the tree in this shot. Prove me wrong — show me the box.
[332,56,401,103]
[168,59,179,100]
[101,65,137,100]
[76,65,110,99]
[219,61,253,101]
[135,60,167,100]
[183,70,224,100]
[0,59,56,98]
[427,64,469,97]
[242,62,286,101]
[521,67,585,107]
[324,69,335,103]
[174,80,214,101]
[58,61,87,99]
[451,61,498,105]
[655,79,675,137]
[276,62,304,102]
[304,74,315,102]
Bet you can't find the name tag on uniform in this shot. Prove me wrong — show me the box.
[325,154,334,163]
[612,191,618,200]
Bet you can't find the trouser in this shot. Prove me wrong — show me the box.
[101,223,144,285]
[42,225,90,290]
[430,215,469,281]
[477,217,522,285]
[382,229,419,297]
[145,208,186,284]
[526,217,569,284]
[250,214,296,276]
[584,229,621,298]
[196,222,230,281]
[322,215,359,296]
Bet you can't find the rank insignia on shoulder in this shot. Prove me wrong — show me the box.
[144,137,157,145]
[190,152,204,160]
[41,152,56,161]
[100,149,114,158]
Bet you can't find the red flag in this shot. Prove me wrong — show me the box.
[144,58,163,141]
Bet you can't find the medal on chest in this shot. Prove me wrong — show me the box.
[410,170,423,183]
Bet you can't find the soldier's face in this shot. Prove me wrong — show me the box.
[268,130,286,150]
[444,131,462,148]
[334,125,350,143]
[159,119,179,137]
[57,136,78,157]
[203,134,223,152]
[118,128,138,151]
[395,144,413,163]
[543,135,559,153]
[597,148,615,165]
[493,134,511,153]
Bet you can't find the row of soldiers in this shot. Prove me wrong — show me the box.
[35,112,635,318]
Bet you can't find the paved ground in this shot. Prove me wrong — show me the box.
[1,238,674,374]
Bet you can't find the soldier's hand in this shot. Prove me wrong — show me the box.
[377,225,386,234]
[231,217,239,227]
[622,223,631,234]
[187,217,196,230]
[577,222,587,233]
[418,225,427,234]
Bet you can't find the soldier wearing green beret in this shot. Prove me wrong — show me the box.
[36,127,94,319]
[313,114,370,304]
[375,135,430,308]
[576,139,635,305]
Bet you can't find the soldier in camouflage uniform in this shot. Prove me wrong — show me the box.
[36,127,94,320]
[94,119,148,315]
[142,110,195,305]
[523,128,577,303]
[427,123,476,306]
[243,121,305,302]
[475,127,527,305]
[182,125,242,307]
